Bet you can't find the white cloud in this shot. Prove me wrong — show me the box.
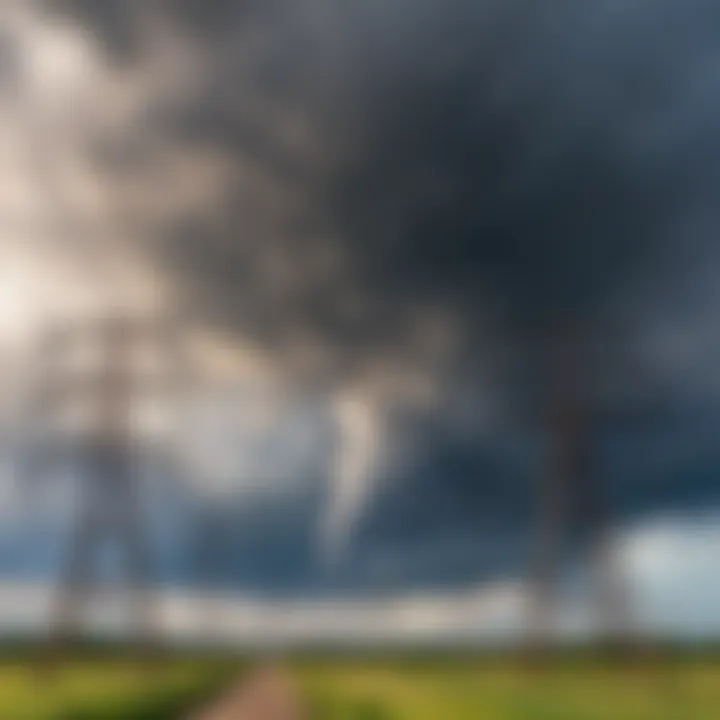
[619,511,720,637]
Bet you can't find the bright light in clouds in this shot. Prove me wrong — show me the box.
[0,255,38,344]
[17,13,98,108]
[0,4,106,345]
[0,2,170,331]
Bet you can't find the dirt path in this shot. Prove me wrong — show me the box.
[189,664,307,720]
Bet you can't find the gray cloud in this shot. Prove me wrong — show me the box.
[15,0,720,586]
[42,0,720,385]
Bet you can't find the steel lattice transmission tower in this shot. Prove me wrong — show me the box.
[30,311,187,649]
[526,323,634,657]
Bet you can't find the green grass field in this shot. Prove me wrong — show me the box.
[0,654,236,719]
[295,656,720,720]
[2,652,720,718]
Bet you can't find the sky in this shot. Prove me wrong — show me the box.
[1,0,720,641]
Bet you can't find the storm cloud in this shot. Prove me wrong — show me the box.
[8,0,720,590]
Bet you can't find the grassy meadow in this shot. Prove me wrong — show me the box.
[0,652,236,720]
[2,650,720,718]
[295,654,720,720]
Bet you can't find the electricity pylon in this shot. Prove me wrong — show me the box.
[29,311,186,650]
[527,324,633,656]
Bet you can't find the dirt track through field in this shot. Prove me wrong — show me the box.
[189,665,306,720]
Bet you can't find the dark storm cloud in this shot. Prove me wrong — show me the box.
[45,0,720,387]
[37,0,720,585]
